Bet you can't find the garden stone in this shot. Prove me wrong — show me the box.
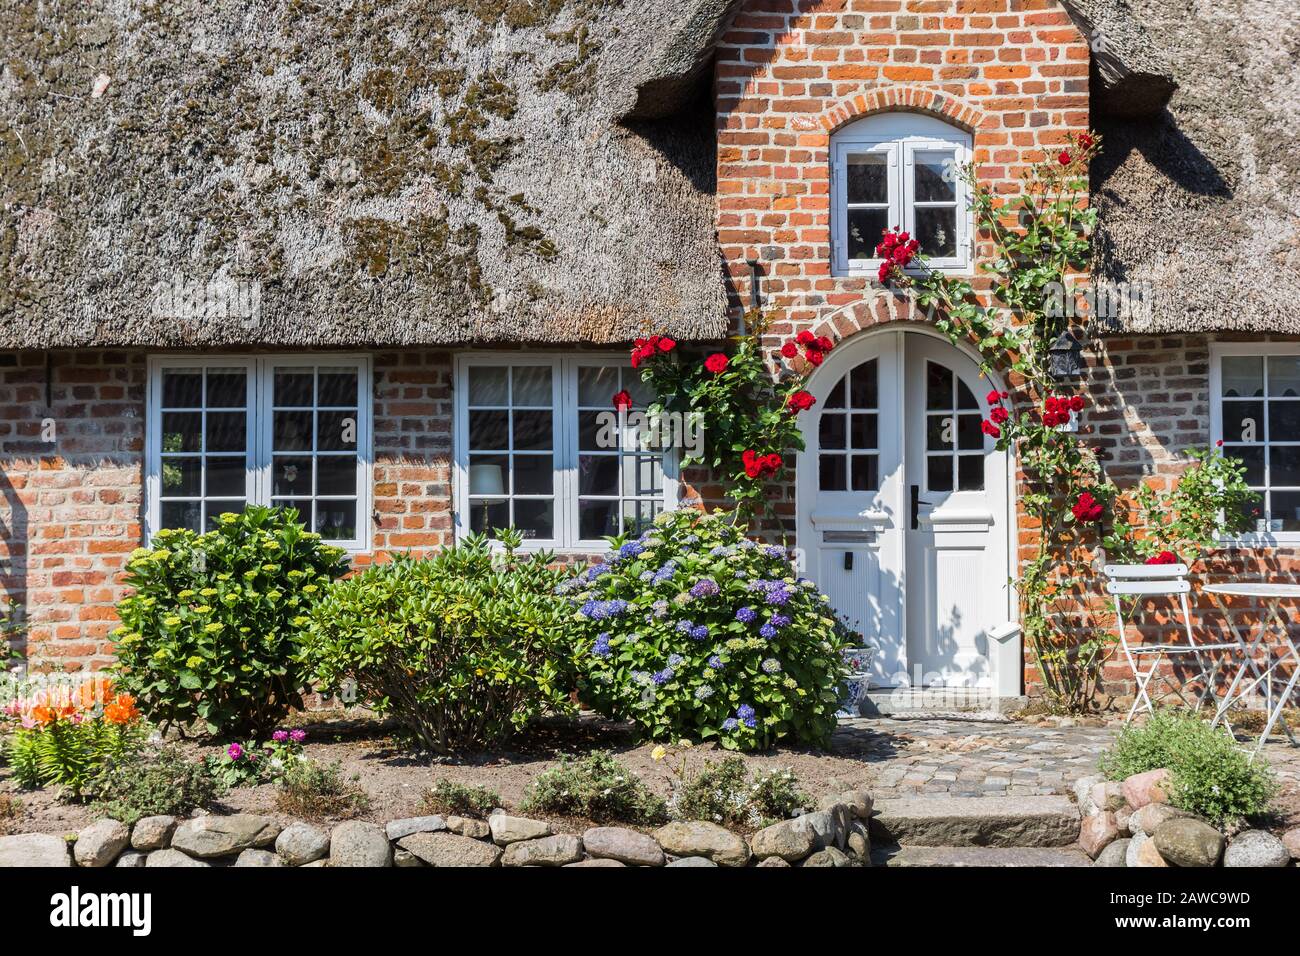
[488,814,553,846]
[758,856,792,866]
[565,858,627,867]
[0,834,73,867]
[750,816,817,862]
[75,819,130,867]
[1115,807,1132,836]
[300,859,328,868]
[115,851,147,868]
[502,834,584,867]
[1089,781,1126,813]
[835,789,874,820]
[447,816,491,839]
[1079,811,1119,860]
[1131,803,1189,838]
[665,856,717,867]
[172,814,280,858]
[1094,838,1130,867]
[1281,827,1300,860]
[329,821,392,868]
[1074,774,1104,816]
[1135,835,1169,867]
[146,848,209,867]
[582,827,665,866]
[800,808,846,850]
[1125,832,1151,868]
[1152,818,1224,868]
[131,815,177,851]
[846,822,871,862]
[235,848,286,867]
[1122,769,1171,810]
[398,832,502,867]
[801,846,853,867]
[275,822,329,866]
[656,822,751,867]
[385,816,447,841]
[393,848,426,867]
[1224,830,1290,868]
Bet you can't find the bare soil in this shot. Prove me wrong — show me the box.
[0,713,890,837]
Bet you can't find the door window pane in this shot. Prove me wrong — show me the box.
[847,208,888,261]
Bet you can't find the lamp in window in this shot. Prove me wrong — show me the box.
[1048,329,1086,380]
[469,463,506,534]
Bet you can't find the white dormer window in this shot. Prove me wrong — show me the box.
[831,113,973,276]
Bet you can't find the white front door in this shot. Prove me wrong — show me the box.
[797,330,1010,690]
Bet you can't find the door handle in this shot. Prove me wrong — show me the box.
[910,484,932,530]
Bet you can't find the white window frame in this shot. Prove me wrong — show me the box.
[145,354,374,553]
[1209,341,1300,547]
[831,113,973,276]
[453,352,680,552]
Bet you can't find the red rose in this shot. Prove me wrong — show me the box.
[877,261,892,284]
[981,420,1001,438]
[986,388,1001,405]
[704,353,729,374]
[990,406,1009,424]
[1068,395,1085,412]
[763,453,783,475]
[781,342,799,359]
[1216,439,1224,447]
[1058,151,1072,165]
[816,336,834,353]
[1044,396,1060,413]
[1071,492,1104,523]
[787,390,816,413]
[612,390,633,411]
[657,337,676,352]
[1145,550,1177,566]
[1079,133,1094,150]
[806,349,824,366]
[796,330,815,346]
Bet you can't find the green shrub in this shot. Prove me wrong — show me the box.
[90,744,224,824]
[423,779,502,819]
[113,506,347,737]
[1099,711,1277,825]
[275,760,369,820]
[747,766,811,823]
[571,509,851,750]
[522,751,668,825]
[671,755,809,828]
[302,533,577,752]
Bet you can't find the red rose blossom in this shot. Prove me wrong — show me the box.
[1079,133,1094,150]
[781,342,799,359]
[990,406,1009,424]
[986,388,1001,405]
[806,350,824,366]
[1070,492,1104,523]
[657,337,676,352]
[816,336,834,352]
[787,390,816,414]
[1058,151,1072,165]
[796,330,816,346]
[1145,550,1177,566]
[981,420,1001,438]
[704,353,729,374]
[612,390,633,411]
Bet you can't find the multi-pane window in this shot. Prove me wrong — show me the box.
[148,357,371,550]
[1214,350,1300,535]
[818,359,879,492]
[455,356,673,549]
[832,112,972,274]
[924,361,985,493]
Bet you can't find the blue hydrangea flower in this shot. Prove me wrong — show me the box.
[764,545,786,560]
[618,541,646,560]
[591,633,612,658]
[667,653,685,667]
[579,599,629,620]
[695,684,714,700]
[583,563,611,581]
[689,578,720,599]
[771,614,791,629]
[683,534,700,546]
[651,600,670,619]
[739,539,757,551]
[736,704,757,728]
[735,606,757,624]
[690,624,709,641]
[639,570,654,582]
[676,619,695,635]
[762,658,782,674]
[554,577,579,595]
[652,668,675,686]
[722,718,739,731]
[652,561,678,586]
[759,623,777,639]
[708,654,724,669]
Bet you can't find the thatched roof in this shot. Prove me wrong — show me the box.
[1089,0,1300,335]
[0,0,729,350]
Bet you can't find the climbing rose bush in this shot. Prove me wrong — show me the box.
[568,509,852,751]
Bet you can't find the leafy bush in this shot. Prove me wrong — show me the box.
[1099,711,1277,825]
[669,754,807,828]
[275,760,369,820]
[570,509,851,750]
[302,533,577,753]
[5,678,146,796]
[522,751,667,825]
[423,779,502,819]
[113,506,347,737]
[90,744,224,824]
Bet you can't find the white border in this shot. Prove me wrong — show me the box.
[452,352,680,553]
[145,354,374,553]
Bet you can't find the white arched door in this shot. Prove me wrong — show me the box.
[796,329,1010,691]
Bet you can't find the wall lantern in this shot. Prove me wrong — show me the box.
[1048,329,1086,379]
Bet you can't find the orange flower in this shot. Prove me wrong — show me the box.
[29,701,76,726]
[74,676,115,711]
[102,694,140,725]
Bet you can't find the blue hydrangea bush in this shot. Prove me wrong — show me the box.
[567,509,852,751]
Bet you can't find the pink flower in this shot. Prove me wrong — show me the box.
[271,730,289,743]
[289,729,307,743]
[227,743,244,760]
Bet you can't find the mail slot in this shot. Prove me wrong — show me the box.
[823,530,875,544]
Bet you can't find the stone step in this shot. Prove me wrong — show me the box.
[871,844,1092,868]
[869,795,1080,848]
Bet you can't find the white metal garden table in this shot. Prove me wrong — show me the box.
[1203,582,1300,759]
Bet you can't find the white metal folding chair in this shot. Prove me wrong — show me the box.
[1105,564,1238,723]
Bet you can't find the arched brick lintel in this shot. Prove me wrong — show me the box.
[818,86,992,138]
